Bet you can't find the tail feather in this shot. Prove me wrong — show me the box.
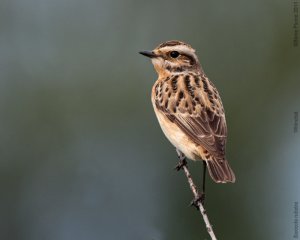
[206,157,235,183]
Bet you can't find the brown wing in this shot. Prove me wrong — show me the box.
[154,74,235,183]
[154,73,227,159]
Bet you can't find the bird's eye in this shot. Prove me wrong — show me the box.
[170,51,180,58]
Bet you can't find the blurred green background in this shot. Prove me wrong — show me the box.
[1,0,299,239]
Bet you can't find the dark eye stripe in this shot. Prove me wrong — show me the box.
[180,53,196,65]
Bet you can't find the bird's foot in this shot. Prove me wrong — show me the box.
[174,149,187,171]
[174,158,187,171]
[190,192,205,210]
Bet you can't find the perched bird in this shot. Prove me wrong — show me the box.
[139,40,235,185]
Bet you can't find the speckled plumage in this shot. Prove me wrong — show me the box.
[143,40,235,183]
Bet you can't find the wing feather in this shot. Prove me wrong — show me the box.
[155,74,227,158]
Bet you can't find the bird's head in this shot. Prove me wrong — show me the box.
[139,40,201,76]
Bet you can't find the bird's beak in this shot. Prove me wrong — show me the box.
[139,50,157,58]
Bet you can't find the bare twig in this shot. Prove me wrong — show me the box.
[182,164,217,240]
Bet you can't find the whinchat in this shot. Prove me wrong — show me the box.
[140,40,235,184]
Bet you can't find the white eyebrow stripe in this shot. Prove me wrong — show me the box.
[158,45,195,54]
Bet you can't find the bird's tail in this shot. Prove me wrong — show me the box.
[206,157,236,183]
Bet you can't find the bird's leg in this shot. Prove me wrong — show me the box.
[200,161,207,204]
[190,161,206,209]
[174,149,205,208]
[174,149,187,171]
